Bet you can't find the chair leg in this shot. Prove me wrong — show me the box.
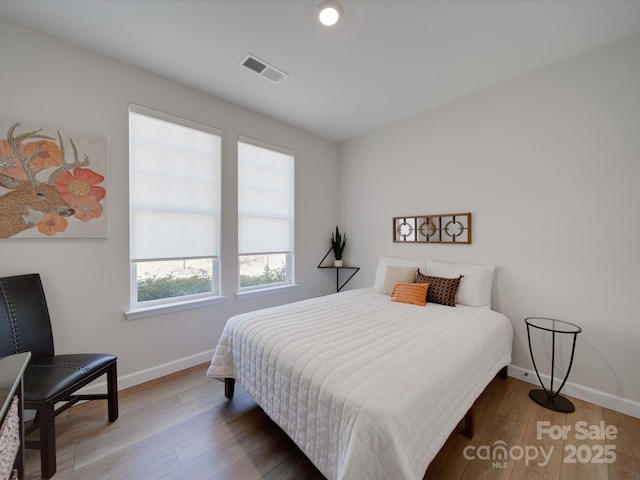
[107,362,119,422]
[39,403,57,479]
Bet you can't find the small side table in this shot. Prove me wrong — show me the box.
[0,352,31,480]
[525,317,581,413]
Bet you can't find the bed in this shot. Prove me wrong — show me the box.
[207,257,513,480]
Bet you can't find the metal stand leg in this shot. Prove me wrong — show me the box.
[527,323,579,413]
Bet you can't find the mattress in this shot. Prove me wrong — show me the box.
[207,287,512,480]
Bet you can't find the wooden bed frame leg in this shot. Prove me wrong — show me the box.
[497,365,508,380]
[224,378,235,399]
[464,406,474,439]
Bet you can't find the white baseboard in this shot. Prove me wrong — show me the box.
[508,364,640,419]
[79,349,215,395]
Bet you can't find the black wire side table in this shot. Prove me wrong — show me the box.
[525,317,582,413]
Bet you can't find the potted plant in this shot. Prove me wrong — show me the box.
[331,226,347,267]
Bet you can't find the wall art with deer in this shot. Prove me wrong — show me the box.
[0,118,107,238]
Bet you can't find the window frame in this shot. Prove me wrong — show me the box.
[237,135,295,296]
[127,104,222,316]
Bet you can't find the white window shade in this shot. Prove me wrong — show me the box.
[238,140,294,255]
[130,110,220,261]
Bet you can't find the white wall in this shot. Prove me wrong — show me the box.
[0,17,339,387]
[339,33,640,417]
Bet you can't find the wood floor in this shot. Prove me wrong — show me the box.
[24,363,640,480]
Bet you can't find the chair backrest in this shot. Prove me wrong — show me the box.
[0,273,55,359]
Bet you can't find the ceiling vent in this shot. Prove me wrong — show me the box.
[241,54,289,84]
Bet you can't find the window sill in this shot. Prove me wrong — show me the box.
[236,284,298,301]
[125,295,225,320]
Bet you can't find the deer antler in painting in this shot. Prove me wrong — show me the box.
[47,131,91,185]
[6,123,55,187]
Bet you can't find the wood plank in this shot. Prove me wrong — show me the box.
[509,403,568,479]
[603,408,640,461]
[496,378,535,425]
[210,427,297,480]
[558,398,609,480]
[173,405,266,466]
[607,449,640,480]
[260,445,325,480]
[157,413,279,479]
[106,448,181,480]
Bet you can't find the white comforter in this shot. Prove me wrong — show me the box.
[207,288,512,480]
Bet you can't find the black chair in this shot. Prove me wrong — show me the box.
[0,273,118,479]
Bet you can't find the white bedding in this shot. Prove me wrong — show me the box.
[207,288,512,480]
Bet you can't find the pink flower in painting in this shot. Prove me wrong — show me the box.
[69,195,104,222]
[21,140,63,170]
[36,214,68,236]
[55,167,105,204]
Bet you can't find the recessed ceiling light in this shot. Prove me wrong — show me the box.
[317,1,342,26]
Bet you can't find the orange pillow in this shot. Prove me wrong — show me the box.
[391,282,429,306]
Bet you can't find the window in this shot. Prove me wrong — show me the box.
[238,137,294,291]
[129,105,221,310]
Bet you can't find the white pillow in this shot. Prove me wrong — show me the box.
[373,256,429,290]
[381,265,418,295]
[426,259,495,308]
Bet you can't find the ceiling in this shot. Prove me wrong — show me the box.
[1,1,640,142]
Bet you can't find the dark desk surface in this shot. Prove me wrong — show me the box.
[0,352,31,419]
